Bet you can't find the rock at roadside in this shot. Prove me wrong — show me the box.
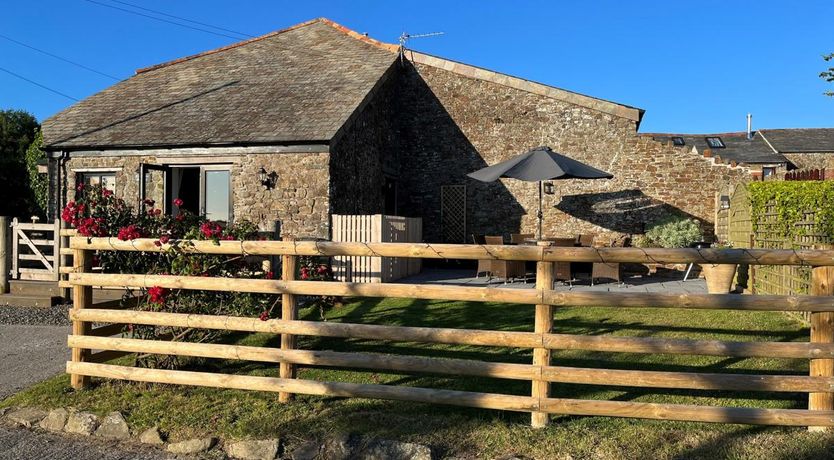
[321,434,352,460]
[39,408,69,432]
[0,407,11,418]
[6,407,47,428]
[357,440,432,460]
[291,441,321,460]
[226,439,280,460]
[94,412,130,439]
[139,426,165,445]
[65,411,99,436]
[167,438,216,455]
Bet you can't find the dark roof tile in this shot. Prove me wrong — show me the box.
[760,128,834,153]
[42,20,397,149]
[647,132,786,164]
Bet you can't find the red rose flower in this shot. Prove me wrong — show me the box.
[147,286,169,305]
[173,198,184,207]
[117,224,143,241]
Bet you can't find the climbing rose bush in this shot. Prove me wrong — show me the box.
[62,184,336,369]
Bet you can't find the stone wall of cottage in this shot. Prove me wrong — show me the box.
[329,67,400,216]
[783,153,834,170]
[61,149,330,239]
[395,61,751,243]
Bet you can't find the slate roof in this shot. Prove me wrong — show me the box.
[648,132,786,164]
[759,128,834,153]
[43,18,647,151]
[42,19,398,149]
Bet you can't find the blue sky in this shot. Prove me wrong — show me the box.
[1,1,832,133]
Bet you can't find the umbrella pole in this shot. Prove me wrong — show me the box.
[538,180,543,240]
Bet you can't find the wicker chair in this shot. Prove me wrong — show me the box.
[472,234,491,278]
[551,237,575,282]
[485,236,525,282]
[591,237,622,285]
[510,233,534,244]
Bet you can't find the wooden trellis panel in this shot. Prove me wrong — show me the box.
[441,185,466,243]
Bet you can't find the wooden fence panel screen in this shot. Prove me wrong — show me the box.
[332,214,422,283]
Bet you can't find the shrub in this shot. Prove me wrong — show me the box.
[62,185,336,369]
[643,216,702,248]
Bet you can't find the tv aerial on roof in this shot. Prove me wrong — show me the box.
[397,31,445,62]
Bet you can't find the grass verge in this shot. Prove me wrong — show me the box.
[3,296,834,459]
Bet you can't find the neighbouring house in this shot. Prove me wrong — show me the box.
[648,127,834,179]
[43,17,758,243]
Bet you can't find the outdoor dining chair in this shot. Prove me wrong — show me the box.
[485,236,526,283]
[510,233,534,244]
[551,237,576,283]
[472,234,491,278]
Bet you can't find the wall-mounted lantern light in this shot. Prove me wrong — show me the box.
[543,181,555,195]
[258,167,278,189]
[719,195,730,209]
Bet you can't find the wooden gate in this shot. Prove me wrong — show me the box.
[10,218,61,281]
[440,185,466,243]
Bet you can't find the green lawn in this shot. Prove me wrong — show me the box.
[3,296,834,459]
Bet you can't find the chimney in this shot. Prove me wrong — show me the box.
[746,113,753,140]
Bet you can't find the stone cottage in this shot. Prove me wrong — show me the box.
[42,18,752,243]
[649,127,834,179]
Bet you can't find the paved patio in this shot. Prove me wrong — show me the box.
[401,268,708,294]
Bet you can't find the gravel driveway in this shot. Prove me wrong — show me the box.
[0,426,174,460]
[0,305,71,400]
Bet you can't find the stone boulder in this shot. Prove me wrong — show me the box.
[64,411,98,436]
[94,412,130,439]
[6,408,47,428]
[225,439,280,460]
[167,438,216,455]
[357,440,432,460]
[138,426,165,445]
[39,408,69,432]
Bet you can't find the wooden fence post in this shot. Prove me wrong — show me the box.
[70,248,93,389]
[279,236,298,403]
[532,241,554,428]
[0,216,8,294]
[53,218,61,281]
[809,260,834,432]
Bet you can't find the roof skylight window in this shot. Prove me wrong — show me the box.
[705,137,725,148]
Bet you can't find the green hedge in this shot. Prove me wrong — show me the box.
[748,181,834,241]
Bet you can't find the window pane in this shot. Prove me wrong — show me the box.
[204,170,230,222]
[100,174,116,192]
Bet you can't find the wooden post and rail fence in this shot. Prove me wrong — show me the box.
[64,237,834,429]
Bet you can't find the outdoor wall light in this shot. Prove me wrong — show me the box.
[543,181,555,195]
[719,195,730,209]
[258,167,278,189]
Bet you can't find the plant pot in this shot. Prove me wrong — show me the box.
[700,264,738,294]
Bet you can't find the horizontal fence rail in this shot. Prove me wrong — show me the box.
[65,237,834,429]
[68,273,834,312]
[69,237,834,266]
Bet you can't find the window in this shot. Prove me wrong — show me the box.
[78,172,116,193]
[762,166,777,178]
[671,136,685,146]
[143,164,233,222]
[705,137,725,148]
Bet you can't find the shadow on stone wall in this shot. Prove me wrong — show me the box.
[395,61,524,243]
[555,189,710,236]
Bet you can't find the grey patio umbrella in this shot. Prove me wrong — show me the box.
[467,146,613,240]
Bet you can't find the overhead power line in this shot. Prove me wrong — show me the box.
[0,33,121,81]
[106,0,255,39]
[83,0,246,41]
[0,66,79,101]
